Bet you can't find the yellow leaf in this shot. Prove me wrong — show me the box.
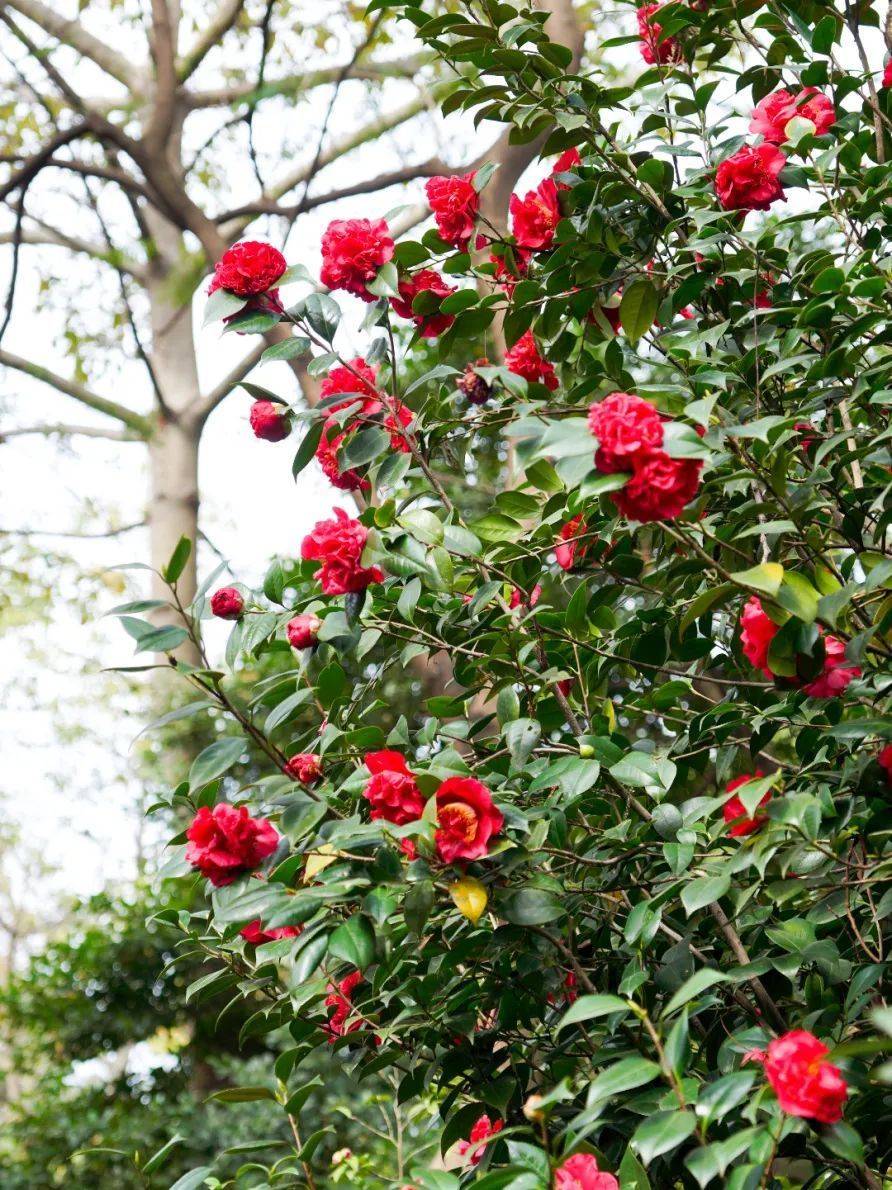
[449,876,488,925]
[603,698,616,734]
[303,844,340,882]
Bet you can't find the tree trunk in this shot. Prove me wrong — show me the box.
[147,415,200,608]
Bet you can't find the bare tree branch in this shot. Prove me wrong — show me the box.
[178,0,247,82]
[0,520,146,539]
[186,56,427,109]
[0,220,145,278]
[215,159,444,223]
[5,0,142,91]
[193,339,267,425]
[145,0,178,154]
[0,423,142,441]
[0,350,153,435]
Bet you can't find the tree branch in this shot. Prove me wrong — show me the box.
[0,520,146,539]
[185,56,427,109]
[215,159,445,223]
[193,340,267,425]
[5,0,143,90]
[0,350,152,435]
[145,0,178,154]
[178,0,247,82]
[0,422,142,442]
[0,213,146,279]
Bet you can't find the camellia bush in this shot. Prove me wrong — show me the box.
[108,0,892,1185]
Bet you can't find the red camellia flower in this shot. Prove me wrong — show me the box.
[325,970,365,1041]
[208,240,287,297]
[553,1153,619,1190]
[803,635,861,698]
[637,4,681,64]
[319,358,380,404]
[715,144,786,212]
[210,587,245,620]
[287,613,322,650]
[186,803,279,887]
[241,919,302,945]
[748,1030,848,1123]
[320,218,395,301]
[739,596,777,677]
[612,452,702,522]
[552,147,581,187]
[285,753,323,785]
[390,269,457,337]
[510,177,561,250]
[362,750,425,825]
[723,770,770,837]
[750,88,835,144]
[555,515,587,571]
[509,584,542,610]
[434,776,504,863]
[249,399,290,442]
[587,392,664,472]
[457,1114,503,1166]
[879,744,892,786]
[884,60,892,89]
[301,508,384,596]
[425,172,479,248]
[505,330,559,390]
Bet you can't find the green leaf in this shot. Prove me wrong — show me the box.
[203,288,245,326]
[662,969,728,1017]
[328,914,375,968]
[504,718,542,769]
[189,737,245,789]
[619,278,658,343]
[366,260,400,298]
[632,1110,697,1164]
[163,536,192,583]
[141,1135,183,1175]
[169,1168,214,1190]
[292,419,324,479]
[261,335,311,362]
[680,584,735,635]
[502,888,565,925]
[618,1146,651,1189]
[776,572,820,623]
[587,1058,661,1110]
[404,880,435,936]
[208,1085,276,1103]
[557,994,630,1031]
[729,562,784,596]
[681,875,729,917]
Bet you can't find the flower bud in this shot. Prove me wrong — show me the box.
[523,1094,545,1122]
[285,753,323,785]
[287,612,322,650]
[210,587,245,620]
[249,399,290,442]
[578,743,595,758]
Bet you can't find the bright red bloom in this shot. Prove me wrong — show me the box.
[587,392,664,473]
[715,144,786,212]
[637,4,681,64]
[208,241,287,297]
[210,587,244,620]
[803,635,860,698]
[505,330,558,390]
[301,508,384,596]
[315,426,370,492]
[390,269,456,337]
[287,613,322,650]
[611,452,701,522]
[362,750,425,826]
[241,919,302,945]
[884,60,892,89]
[794,421,818,455]
[740,596,777,676]
[749,1030,847,1123]
[320,218,394,301]
[555,515,587,571]
[457,1115,503,1166]
[750,88,835,144]
[249,399,290,442]
[186,803,278,887]
[552,147,581,187]
[325,970,365,1040]
[879,744,892,786]
[553,1153,619,1190]
[285,753,323,785]
[510,177,561,250]
[509,584,542,610]
[723,770,770,837]
[434,777,504,863]
[320,358,380,404]
[425,172,479,248]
